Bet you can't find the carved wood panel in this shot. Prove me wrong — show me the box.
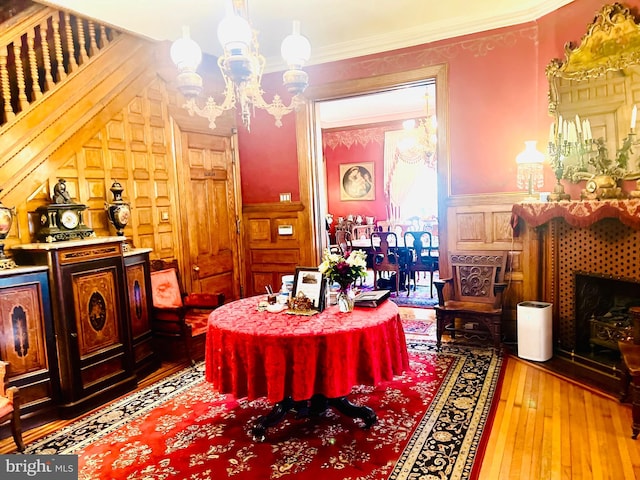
[72,269,120,359]
[125,263,148,338]
[21,77,180,261]
[243,204,306,297]
[0,283,48,375]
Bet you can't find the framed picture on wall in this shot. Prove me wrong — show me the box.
[339,162,375,201]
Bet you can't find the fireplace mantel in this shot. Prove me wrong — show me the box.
[511,199,640,233]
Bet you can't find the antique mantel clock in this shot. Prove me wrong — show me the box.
[36,179,95,242]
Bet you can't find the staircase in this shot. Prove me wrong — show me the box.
[0,3,159,209]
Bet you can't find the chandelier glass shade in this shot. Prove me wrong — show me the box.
[170,7,311,131]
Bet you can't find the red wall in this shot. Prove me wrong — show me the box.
[238,0,639,203]
[323,126,399,223]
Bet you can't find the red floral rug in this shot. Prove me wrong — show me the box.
[25,340,504,480]
[399,307,437,337]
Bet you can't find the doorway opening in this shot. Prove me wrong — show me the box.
[317,82,439,245]
[294,64,448,266]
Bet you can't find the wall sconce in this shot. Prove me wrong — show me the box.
[516,140,545,201]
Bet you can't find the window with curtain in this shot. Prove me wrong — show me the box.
[383,125,438,222]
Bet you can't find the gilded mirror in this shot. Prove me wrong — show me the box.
[546,2,640,184]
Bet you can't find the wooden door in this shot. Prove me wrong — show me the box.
[178,131,241,302]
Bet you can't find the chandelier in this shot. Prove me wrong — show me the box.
[396,115,438,166]
[170,4,311,131]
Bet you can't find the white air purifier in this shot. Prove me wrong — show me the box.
[517,301,553,361]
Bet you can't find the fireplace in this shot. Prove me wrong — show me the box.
[511,200,640,392]
[574,273,638,367]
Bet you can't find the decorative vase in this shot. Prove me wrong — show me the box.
[105,181,131,250]
[337,288,354,312]
[0,191,16,269]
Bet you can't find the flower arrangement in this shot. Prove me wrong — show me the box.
[318,249,368,292]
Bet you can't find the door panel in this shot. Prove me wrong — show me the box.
[181,132,240,302]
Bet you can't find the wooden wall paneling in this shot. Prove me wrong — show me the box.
[243,203,305,297]
[0,36,157,211]
[444,195,526,339]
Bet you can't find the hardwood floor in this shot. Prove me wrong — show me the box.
[1,325,639,479]
[478,355,640,480]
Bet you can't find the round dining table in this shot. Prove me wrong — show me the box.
[205,296,409,440]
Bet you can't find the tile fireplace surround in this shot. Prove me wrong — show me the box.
[512,199,640,393]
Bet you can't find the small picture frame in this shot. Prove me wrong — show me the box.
[292,267,326,312]
[339,162,375,201]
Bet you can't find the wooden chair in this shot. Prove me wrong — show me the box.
[0,361,25,452]
[335,229,353,256]
[619,306,640,439]
[351,224,375,240]
[370,231,409,295]
[403,231,439,298]
[149,259,225,365]
[434,251,508,350]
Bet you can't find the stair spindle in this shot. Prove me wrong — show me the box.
[0,51,15,122]
[27,29,42,100]
[99,24,107,49]
[51,15,66,81]
[12,39,28,112]
[64,13,77,73]
[76,18,87,65]
[39,19,53,92]
[88,22,97,56]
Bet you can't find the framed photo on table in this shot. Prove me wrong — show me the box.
[340,162,375,201]
[292,267,326,312]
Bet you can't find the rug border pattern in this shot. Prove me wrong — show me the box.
[22,341,502,480]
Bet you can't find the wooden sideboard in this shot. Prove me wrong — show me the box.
[10,237,152,418]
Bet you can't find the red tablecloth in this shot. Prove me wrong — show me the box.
[205,297,410,402]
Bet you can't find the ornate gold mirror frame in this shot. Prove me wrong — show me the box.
[546,3,640,198]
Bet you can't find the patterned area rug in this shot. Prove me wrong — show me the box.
[399,307,437,337]
[24,340,503,480]
[390,286,439,308]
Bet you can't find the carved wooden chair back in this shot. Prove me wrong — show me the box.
[449,252,506,306]
[434,251,508,350]
[370,231,408,294]
[335,229,353,256]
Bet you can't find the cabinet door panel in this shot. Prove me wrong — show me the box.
[0,284,48,374]
[71,268,122,359]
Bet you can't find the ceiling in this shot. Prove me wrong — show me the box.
[39,0,573,70]
[36,0,573,127]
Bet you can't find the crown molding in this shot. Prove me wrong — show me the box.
[265,0,574,72]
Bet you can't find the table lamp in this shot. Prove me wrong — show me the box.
[516,140,545,201]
